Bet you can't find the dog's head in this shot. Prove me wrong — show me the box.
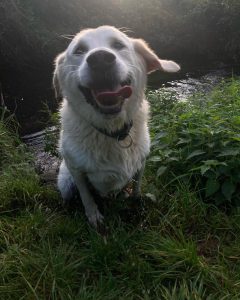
[54,26,180,124]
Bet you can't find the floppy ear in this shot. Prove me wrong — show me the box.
[133,39,180,74]
[53,52,65,99]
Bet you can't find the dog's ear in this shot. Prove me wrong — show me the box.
[53,52,65,99]
[133,39,180,74]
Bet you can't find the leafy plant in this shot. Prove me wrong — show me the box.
[148,78,240,206]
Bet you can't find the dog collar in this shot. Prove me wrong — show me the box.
[92,120,133,141]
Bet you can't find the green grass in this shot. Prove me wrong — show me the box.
[1,80,240,299]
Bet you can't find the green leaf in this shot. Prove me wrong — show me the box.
[150,140,160,147]
[222,180,236,201]
[205,179,220,197]
[217,149,240,157]
[153,143,168,150]
[176,138,191,145]
[167,157,179,162]
[154,132,168,140]
[200,165,211,175]
[186,150,206,160]
[203,160,226,167]
[149,156,162,162]
[157,166,167,177]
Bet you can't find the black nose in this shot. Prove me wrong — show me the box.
[87,50,116,70]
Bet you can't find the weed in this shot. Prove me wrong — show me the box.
[148,78,240,207]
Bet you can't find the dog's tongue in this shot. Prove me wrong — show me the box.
[95,86,132,106]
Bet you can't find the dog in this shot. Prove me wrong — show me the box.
[53,25,180,228]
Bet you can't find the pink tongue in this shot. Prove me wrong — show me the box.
[96,86,132,106]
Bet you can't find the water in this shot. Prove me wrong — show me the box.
[149,66,233,100]
[161,70,226,99]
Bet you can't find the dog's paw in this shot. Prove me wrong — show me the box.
[86,206,104,229]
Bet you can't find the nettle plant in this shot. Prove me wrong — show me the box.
[148,79,240,206]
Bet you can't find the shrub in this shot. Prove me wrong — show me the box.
[148,78,240,207]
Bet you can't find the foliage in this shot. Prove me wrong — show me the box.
[1,0,239,66]
[148,78,240,206]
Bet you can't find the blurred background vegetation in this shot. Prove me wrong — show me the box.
[1,0,240,132]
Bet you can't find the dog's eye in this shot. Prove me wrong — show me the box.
[112,40,126,50]
[74,44,88,55]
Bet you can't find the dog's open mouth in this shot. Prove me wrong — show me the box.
[78,77,132,114]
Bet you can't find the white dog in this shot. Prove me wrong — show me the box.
[53,26,180,228]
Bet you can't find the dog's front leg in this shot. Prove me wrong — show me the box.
[69,168,104,228]
[132,159,146,197]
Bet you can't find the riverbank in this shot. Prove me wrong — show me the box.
[1,79,240,299]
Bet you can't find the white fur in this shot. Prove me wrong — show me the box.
[53,25,180,227]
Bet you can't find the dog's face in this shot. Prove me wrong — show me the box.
[54,26,180,124]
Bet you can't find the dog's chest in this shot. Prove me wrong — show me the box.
[85,140,145,194]
[66,134,148,195]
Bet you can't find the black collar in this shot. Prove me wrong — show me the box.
[92,120,133,141]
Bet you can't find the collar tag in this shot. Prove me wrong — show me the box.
[117,134,133,148]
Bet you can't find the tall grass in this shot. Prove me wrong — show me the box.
[0,111,58,212]
[0,80,240,299]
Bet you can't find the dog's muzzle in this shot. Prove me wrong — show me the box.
[79,50,132,115]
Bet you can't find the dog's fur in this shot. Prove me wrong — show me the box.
[53,26,180,227]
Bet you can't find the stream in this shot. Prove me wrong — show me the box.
[22,66,238,183]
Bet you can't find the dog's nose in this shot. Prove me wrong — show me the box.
[87,50,116,70]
